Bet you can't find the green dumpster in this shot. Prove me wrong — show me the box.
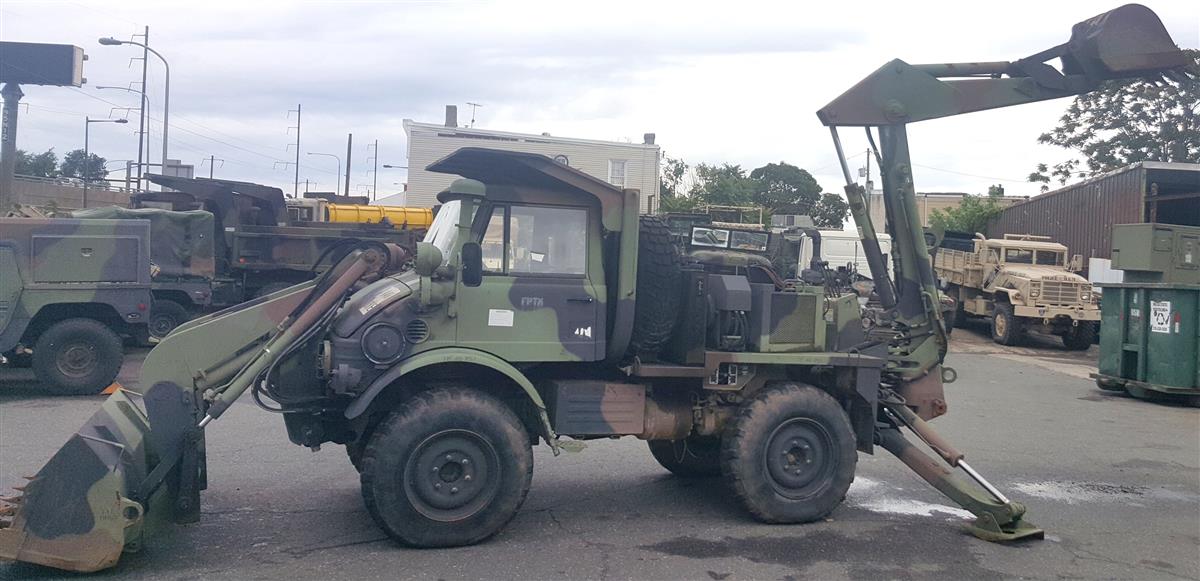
[1092,224,1200,404]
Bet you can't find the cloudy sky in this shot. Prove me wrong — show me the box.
[2,0,1196,201]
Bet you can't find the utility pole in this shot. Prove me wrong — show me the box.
[366,139,378,201]
[288,104,300,197]
[344,133,352,199]
[135,26,148,188]
[202,155,224,179]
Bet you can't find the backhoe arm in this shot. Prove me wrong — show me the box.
[817,3,1191,542]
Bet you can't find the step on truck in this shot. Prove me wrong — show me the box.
[0,218,153,394]
[0,4,1190,572]
[935,234,1100,348]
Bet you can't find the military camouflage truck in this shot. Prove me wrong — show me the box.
[0,218,153,394]
[935,234,1098,348]
[4,5,1190,572]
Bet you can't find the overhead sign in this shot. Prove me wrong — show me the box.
[0,42,85,87]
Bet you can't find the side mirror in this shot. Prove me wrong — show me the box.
[414,242,443,277]
[1069,254,1084,272]
[461,241,483,287]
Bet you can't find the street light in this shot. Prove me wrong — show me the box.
[95,85,150,187]
[307,152,342,196]
[83,117,128,207]
[98,37,169,179]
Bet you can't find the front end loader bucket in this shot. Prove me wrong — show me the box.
[1063,3,1191,80]
[0,389,170,572]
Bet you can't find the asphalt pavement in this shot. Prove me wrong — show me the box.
[1,327,1197,580]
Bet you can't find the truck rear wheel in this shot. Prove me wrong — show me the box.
[990,303,1022,346]
[721,382,857,524]
[360,386,533,547]
[148,300,190,341]
[648,435,722,477]
[626,215,682,360]
[31,318,123,395]
[1062,322,1096,351]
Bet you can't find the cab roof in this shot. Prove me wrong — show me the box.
[426,147,627,231]
[984,239,1067,252]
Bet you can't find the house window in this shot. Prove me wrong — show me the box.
[608,160,627,187]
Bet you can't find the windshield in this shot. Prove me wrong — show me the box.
[1035,250,1064,266]
[1004,248,1034,264]
[423,200,461,263]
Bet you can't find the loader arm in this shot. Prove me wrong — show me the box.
[0,243,405,572]
[817,3,1190,541]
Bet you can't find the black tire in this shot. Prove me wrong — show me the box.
[990,303,1022,346]
[148,299,190,341]
[951,288,967,328]
[626,215,682,360]
[347,442,365,473]
[1062,322,1096,351]
[361,387,533,547]
[648,435,722,477]
[31,318,123,395]
[720,382,857,524]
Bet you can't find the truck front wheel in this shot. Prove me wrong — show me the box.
[360,386,533,547]
[648,435,722,477]
[721,382,857,523]
[148,300,190,341]
[991,303,1023,346]
[1062,323,1096,351]
[31,318,123,395]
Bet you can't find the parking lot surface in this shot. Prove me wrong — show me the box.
[2,328,1197,580]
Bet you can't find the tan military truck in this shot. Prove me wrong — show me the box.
[935,234,1098,349]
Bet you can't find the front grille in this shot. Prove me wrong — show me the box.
[1039,281,1080,305]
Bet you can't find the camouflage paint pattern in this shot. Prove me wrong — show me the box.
[0,218,152,355]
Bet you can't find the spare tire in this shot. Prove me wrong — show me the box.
[626,215,682,360]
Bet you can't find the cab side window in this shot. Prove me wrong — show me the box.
[479,205,587,276]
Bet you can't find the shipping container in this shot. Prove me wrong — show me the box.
[987,162,1200,276]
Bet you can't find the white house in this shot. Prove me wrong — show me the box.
[403,106,661,212]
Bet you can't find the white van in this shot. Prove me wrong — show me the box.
[795,230,893,280]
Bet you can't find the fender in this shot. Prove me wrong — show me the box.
[344,347,558,450]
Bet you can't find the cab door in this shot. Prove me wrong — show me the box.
[455,203,604,362]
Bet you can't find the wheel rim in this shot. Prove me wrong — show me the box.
[994,313,1008,337]
[55,342,97,378]
[150,313,178,339]
[403,429,500,522]
[764,418,836,499]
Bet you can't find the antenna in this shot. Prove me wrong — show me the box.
[466,102,483,127]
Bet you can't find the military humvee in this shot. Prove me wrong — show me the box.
[935,234,1099,348]
[0,218,153,394]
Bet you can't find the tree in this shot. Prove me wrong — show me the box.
[659,156,688,200]
[15,148,59,177]
[748,162,822,216]
[59,149,107,181]
[928,185,1007,234]
[811,192,850,229]
[689,163,755,207]
[1029,50,1198,191]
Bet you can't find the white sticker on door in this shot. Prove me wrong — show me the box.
[488,309,514,327]
[1149,301,1171,334]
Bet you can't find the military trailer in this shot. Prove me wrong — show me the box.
[0,218,153,394]
[935,234,1099,348]
[1,4,1190,573]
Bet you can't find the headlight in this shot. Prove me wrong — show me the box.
[362,323,405,364]
[1030,289,1040,298]
[1081,292,1091,302]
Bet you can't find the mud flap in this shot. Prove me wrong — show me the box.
[0,387,196,573]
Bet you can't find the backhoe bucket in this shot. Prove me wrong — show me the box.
[1063,4,1191,81]
[0,389,164,572]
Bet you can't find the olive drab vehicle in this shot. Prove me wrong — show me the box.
[0,4,1191,573]
[0,218,154,395]
[934,234,1100,348]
